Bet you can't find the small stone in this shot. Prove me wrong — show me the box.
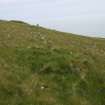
[41,86,45,90]
[40,85,48,90]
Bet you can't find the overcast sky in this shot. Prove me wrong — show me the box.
[0,0,105,37]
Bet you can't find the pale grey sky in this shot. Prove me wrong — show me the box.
[0,0,105,37]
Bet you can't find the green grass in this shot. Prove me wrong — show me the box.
[0,20,105,105]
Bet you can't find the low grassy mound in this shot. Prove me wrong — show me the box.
[0,20,105,105]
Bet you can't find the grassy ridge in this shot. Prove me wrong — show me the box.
[0,20,105,105]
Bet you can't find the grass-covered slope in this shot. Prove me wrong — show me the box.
[0,20,105,105]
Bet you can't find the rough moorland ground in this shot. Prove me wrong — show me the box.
[0,20,105,105]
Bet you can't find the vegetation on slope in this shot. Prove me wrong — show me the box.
[0,20,105,105]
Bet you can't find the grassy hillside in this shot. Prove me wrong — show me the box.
[0,20,105,105]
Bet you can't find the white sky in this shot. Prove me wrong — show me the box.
[0,0,105,37]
